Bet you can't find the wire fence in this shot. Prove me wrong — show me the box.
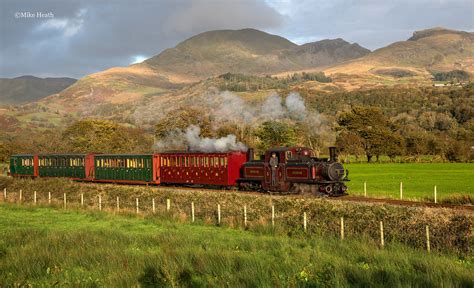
[2,187,465,255]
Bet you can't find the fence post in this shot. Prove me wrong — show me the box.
[81,194,84,207]
[34,191,37,205]
[400,182,403,200]
[152,198,155,214]
[166,198,170,212]
[244,205,247,228]
[99,195,102,211]
[116,196,119,211]
[340,217,344,240]
[426,225,430,253]
[3,188,6,201]
[271,205,275,227]
[48,192,51,204]
[380,221,384,247]
[191,202,195,223]
[434,186,437,204]
[364,181,367,197]
[303,212,307,232]
[19,189,22,203]
[136,198,139,214]
[63,193,67,209]
[217,204,221,225]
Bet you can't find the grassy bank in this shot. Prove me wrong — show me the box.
[0,205,472,287]
[345,163,473,201]
[1,177,472,255]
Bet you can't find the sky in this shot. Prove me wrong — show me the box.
[0,0,473,79]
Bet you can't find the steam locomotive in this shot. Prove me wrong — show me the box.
[9,147,349,196]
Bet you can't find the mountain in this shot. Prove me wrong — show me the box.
[325,27,474,79]
[0,76,76,105]
[144,29,369,77]
[41,28,369,113]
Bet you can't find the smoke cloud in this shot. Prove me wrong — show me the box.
[155,125,247,153]
[202,90,314,124]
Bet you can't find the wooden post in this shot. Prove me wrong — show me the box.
[434,186,437,204]
[98,195,102,211]
[136,198,139,214]
[191,202,195,223]
[244,205,247,228]
[400,182,403,200]
[364,181,367,197]
[63,193,66,209]
[380,221,384,247]
[3,188,6,201]
[166,198,170,212]
[217,204,221,225]
[19,189,22,203]
[426,225,430,253]
[48,192,51,204]
[152,198,155,214]
[81,194,84,207]
[34,191,37,205]
[116,196,119,211]
[303,212,307,232]
[271,205,275,227]
[340,217,344,240]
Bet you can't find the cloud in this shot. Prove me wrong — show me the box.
[0,0,283,78]
[1,0,472,78]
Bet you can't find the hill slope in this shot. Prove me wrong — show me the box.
[325,28,474,79]
[0,76,76,105]
[41,28,369,114]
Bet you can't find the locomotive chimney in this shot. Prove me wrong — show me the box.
[329,146,337,162]
[248,148,254,161]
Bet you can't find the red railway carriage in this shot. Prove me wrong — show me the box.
[159,151,248,187]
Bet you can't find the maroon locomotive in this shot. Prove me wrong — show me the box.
[9,147,349,196]
[238,147,348,196]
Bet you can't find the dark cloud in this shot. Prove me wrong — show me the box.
[0,0,473,78]
[0,0,282,78]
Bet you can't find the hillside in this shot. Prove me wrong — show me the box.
[325,28,474,80]
[36,28,370,114]
[0,76,76,105]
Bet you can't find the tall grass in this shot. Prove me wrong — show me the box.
[0,205,472,287]
[1,177,473,255]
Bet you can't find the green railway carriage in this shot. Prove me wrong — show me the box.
[94,154,157,183]
[9,154,37,177]
[38,154,87,179]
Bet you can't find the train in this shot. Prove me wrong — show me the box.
[8,146,349,196]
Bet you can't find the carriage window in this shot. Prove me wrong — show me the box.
[215,157,219,167]
[224,158,228,167]
[210,157,214,167]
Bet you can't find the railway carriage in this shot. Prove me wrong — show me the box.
[94,154,160,184]
[9,154,38,178]
[159,151,247,187]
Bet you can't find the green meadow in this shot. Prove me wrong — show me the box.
[0,205,472,287]
[345,163,473,201]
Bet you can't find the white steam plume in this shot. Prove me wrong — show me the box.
[155,125,247,153]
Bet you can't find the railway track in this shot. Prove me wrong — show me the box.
[154,185,473,212]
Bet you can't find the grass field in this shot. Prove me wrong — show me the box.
[0,205,472,287]
[345,163,473,201]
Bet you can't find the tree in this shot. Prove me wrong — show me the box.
[337,106,401,162]
[62,119,152,153]
[335,131,365,162]
[254,121,298,153]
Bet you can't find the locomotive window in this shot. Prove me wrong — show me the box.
[286,151,292,160]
